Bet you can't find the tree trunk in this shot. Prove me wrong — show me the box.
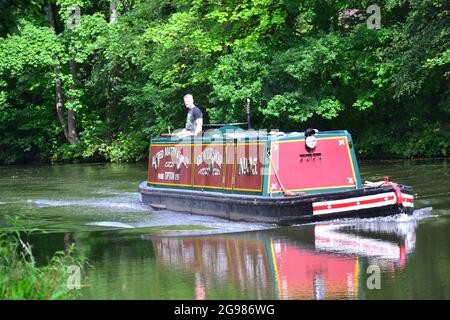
[54,65,70,141]
[68,59,80,144]
[48,4,70,143]
[109,0,117,24]
[49,2,80,145]
[105,0,118,138]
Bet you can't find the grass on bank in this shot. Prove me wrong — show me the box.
[0,229,87,300]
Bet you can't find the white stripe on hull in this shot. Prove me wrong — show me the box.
[401,193,414,208]
[312,192,397,215]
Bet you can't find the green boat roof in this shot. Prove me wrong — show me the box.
[150,127,351,144]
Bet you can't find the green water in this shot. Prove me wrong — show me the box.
[0,160,449,299]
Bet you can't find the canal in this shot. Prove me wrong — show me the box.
[0,160,448,299]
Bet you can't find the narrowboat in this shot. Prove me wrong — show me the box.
[139,126,414,225]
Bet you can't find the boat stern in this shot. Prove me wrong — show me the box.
[396,184,415,214]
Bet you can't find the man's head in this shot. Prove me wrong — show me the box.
[183,94,194,109]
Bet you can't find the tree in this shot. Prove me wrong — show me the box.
[0,0,448,164]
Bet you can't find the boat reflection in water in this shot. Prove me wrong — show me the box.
[148,216,417,300]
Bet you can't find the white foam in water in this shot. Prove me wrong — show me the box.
[34,199,74,207]
[94,189,137,196]
[29,195,274,234]
[26,195,438,235]
[28,196,272,234]
[87,221,136,229]
[309,209,436,265]
[32,197,150,212]
[134,210,275,235]
[104,201,149,211]
[295,207,436,229]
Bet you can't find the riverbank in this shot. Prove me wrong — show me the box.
[0,225,86,299]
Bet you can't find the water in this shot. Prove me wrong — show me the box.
[0,160,449,299]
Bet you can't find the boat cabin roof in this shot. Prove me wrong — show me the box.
[152,126,352,144]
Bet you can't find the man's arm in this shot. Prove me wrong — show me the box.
[194,118,203,136]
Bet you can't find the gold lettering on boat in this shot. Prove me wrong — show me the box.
[238,157,258,176]
[196,147,223,176]
[152,147,190,171]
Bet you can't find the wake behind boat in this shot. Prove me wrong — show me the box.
[139,127,414,225]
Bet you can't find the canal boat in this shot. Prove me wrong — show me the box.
[139,127,414,225]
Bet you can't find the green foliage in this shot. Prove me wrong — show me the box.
[80,131,149,162]
[0,219,87,300]
[355,127,450,159]
[208,43,270,123]
[0,0,448,164]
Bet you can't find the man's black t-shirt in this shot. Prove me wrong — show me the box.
[185,106,203,132]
